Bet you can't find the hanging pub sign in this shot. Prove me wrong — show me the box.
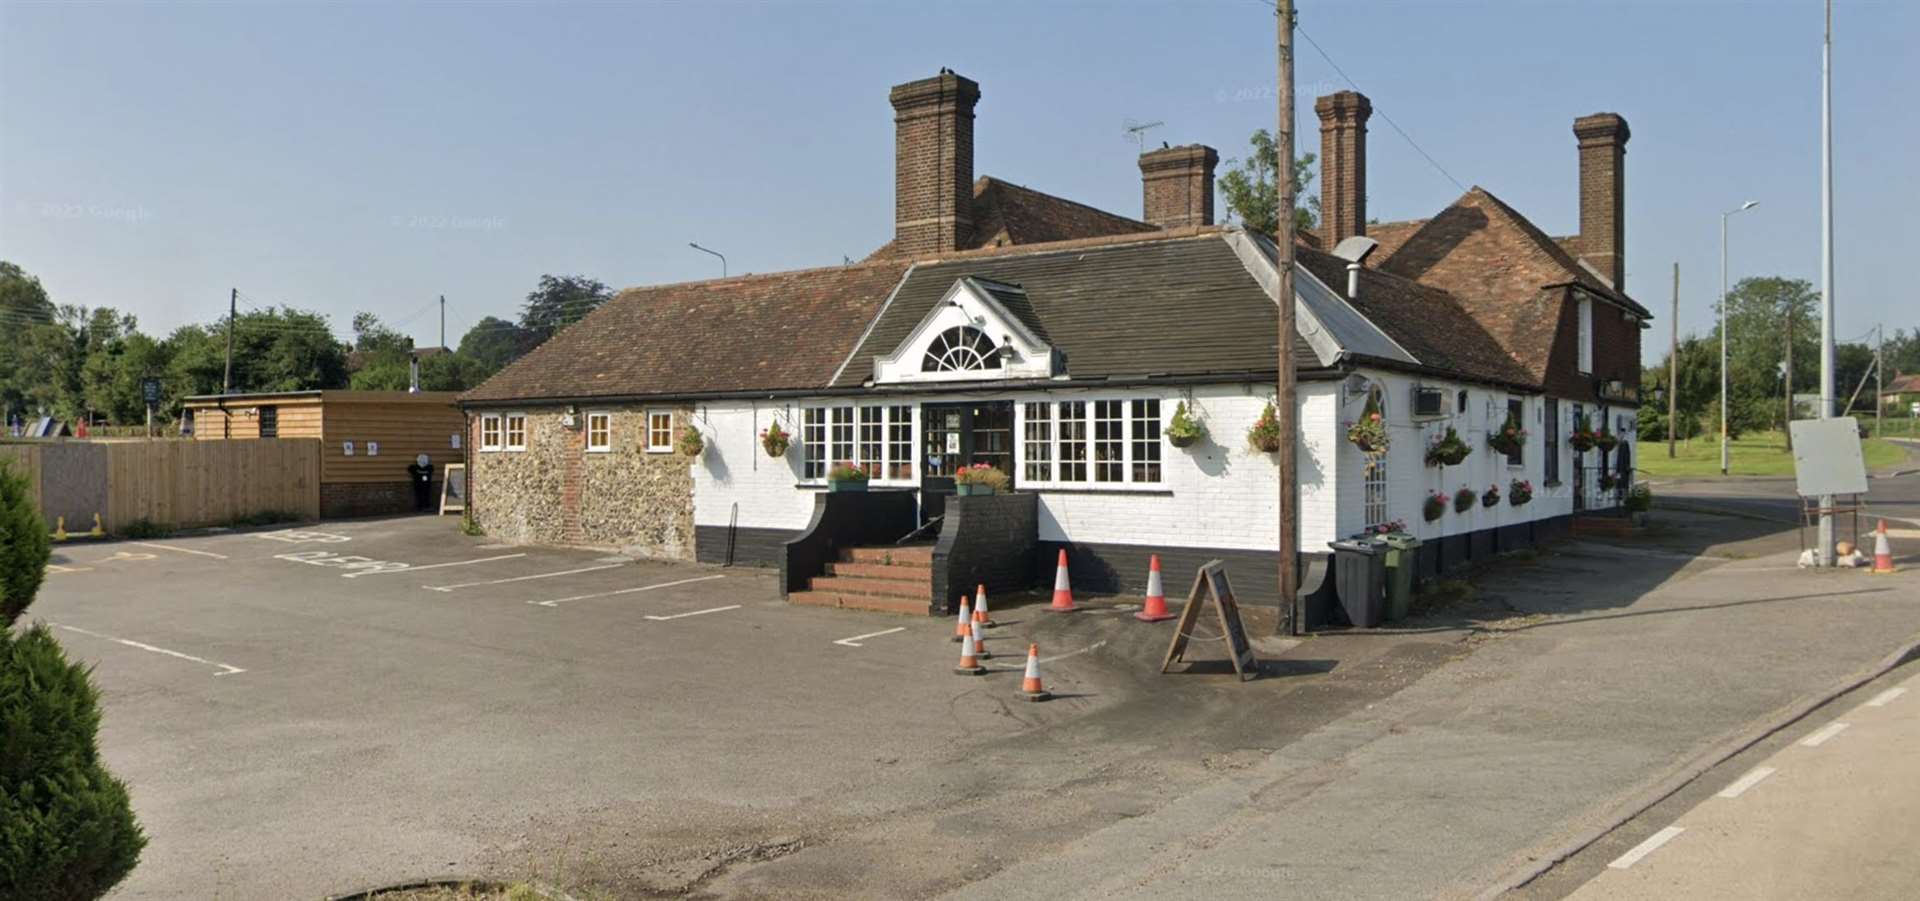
[1160,560,1259,681]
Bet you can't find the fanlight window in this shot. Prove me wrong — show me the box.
[921,326,1002,373]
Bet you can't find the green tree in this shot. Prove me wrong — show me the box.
[222,307,349,393]
[1217,130,1319,236]
[1713,276,1818,433]
[457,315,533,381]
[519,275,610,343]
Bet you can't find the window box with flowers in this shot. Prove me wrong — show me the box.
[953,463,1009,497]
[1453,487,1476,514]
[1509,479,1534,507]
[1346,393,1389,456]
[1481,483,1501,508]
[1247,402,1282,453]
[760,421,791,458]
[1166,401,1207,449]
[1424,491,1448,522]
[1487,409,1528,458]
[1424,426,1471,468]
[1569,412,1597,453]
[827,462,869,493]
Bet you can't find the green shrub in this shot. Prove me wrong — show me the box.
[1,461,49,627]
[0,624,147,899]
[117,519,171,541]
[1625,484,1653,513]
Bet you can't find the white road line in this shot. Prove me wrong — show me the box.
[1608,826,1685,870]
[644,604,740,621]
[1865,687,1907,707]
[426,563,622,592]
[1716,766,1777,799]
[133,541,229,559]
[530,574,726,608]
[52,623,245,676]
[1800,721,1850,747]
[340,553,526,578]
[833,627,907,647]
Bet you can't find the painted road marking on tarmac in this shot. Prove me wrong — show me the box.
[1716,766,1777,799]
[833,627,907,647]
[133,541,229,559]
[1800,722,1850,747]
[645,604,740,621]
[52,623,245,676]
[45,563,93,574]
[1865,687,1907,707]
[426,563,622,592]
[257,529,352,543]
[1608,826,1685,870]
[530,574,726,608]
[340,553,526,578]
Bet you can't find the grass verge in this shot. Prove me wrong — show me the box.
[1638,431,1908,478]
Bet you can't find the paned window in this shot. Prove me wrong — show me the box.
[1578,297,1594,374]
[1129,399,1161,483]
[858,407,885,477]
[258,405,278,438]
[585,412,611,452]
[887,406,914,479]
[1544,398,1561,483]
[646,411,673,452]
[1023,402,1053,482]
[1094,400,1125,482]
[802,408,827,479]
[1058,401,1088,482]
[504,413,527,450]
[1364,457,1389,528]
[921,326,1001,373]
[829,407,854,468]
[1504,398,1525,466]
[804,405,915,482]
[480,414,502,450]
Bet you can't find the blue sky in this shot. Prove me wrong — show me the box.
[2,1,1913,356]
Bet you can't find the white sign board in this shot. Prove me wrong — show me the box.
[343,441,354,456]
[1788,418,1869,498]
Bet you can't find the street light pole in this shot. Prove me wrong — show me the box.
[688,242,727,278]
[1816,0,1837,566]
[1719,201,1757,476]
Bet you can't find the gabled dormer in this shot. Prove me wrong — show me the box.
[871,276,1063,385]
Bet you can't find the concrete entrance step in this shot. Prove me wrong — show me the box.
[826,560,932,580]
[842,545,933,566]
[788,590,928,616]
[809,576,926,599]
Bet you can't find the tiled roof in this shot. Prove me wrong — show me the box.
[867,176,1157,260]
[460,260,912,403]
[1361,218,1428,263]
[835,233,1318,388]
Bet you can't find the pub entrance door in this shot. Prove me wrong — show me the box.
[919,401,1014,525]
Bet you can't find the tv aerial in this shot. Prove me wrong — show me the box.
[1122,118,1165,151]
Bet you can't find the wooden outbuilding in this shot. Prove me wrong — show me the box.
[183,390,466,518]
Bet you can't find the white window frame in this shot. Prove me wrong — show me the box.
[800,404,916,486]
[1363,456,1389,529]
[585,411,612,453]
[502,413,527,452]
[1016,397,1164,491]
[645,410,674,453]
[479,413,503,451]
[1577,296,1594,375]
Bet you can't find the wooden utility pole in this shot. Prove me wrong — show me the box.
[223,287,237,393]
[1668,263,1679,457]
[440,294,447,349]
[1875,325,1884,437]
[1275,0,1300,635]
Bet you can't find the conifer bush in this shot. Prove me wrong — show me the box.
[0,459,146,899]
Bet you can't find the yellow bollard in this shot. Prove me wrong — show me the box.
[89,513,105,538]
[53,515,67,542]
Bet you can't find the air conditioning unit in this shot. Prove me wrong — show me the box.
[1412,386,1445,418]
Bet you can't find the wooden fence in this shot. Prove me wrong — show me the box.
[0,438,320,532]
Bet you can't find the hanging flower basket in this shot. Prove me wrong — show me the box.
[1453,487,1476,514]
[1247,403,1282,453]
[1486,408,1529,458]
[1167,401,1207,449]
[1509,479,1534,507]
[827,462,869,493]
[1424,492,1448,522]
[1569,412,1596,452]
[760,421,791,458]
[1598,472,1620,492]
[676,427,705,458]
[1481,484,1501,508]
[1593,429,1619,452]
[1424,426,1471,468]
[1346,391,1389,456]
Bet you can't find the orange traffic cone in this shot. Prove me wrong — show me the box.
[1135,554,1174,622]
[1021,643,1051,701]
[1047,549,1076,613]
[954,624,985,675]
[973,584,995,627]
[971,618,991,660]
[1871,520,1897,574]
[953,597,973,642]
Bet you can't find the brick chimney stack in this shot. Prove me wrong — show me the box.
[890,70,980,257]
[1573,112,1630,289]
[1315,90,1371,248]
[1138,144,1219,229]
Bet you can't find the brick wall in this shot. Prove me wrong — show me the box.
[1573,113,1630,290]
[320,480,423,519]
[1138,144,1218,229]
[931,493,1038,615]
[890,72,979,256]
[1315,91,1371,248]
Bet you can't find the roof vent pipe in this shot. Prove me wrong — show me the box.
[1347,262,1361,299]
[1330,235,1380,301]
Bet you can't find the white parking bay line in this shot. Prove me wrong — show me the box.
[530,574,726,608]
[426,563,622,592]
[834,627,907,647]
[1608,826,1685,870]
[341,553,526,578]
[52,623,245,676]
[133,541,229,559]
[645,605,740,621]
[1800,722,1850,747]
[1865,687,1907,707]
[1716,766,1777,799]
